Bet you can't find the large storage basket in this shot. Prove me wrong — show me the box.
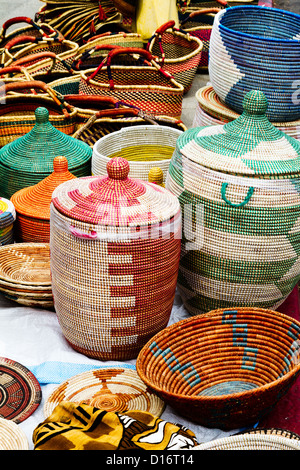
[92,125,183,183]
[50,157,181,360]
[208,6,300,122]
[166,90,300,315]
[136,307,300,430]
[147,20,203,93]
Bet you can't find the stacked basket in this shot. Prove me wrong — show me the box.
[0,243,53,308]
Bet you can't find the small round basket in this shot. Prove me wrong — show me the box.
[136,307,300,430]
[92,125,183,184]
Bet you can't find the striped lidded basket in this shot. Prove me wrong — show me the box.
[166,90,300,315]
[50,156,181,360]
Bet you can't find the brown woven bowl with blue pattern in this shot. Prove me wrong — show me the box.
[136,307,300,430]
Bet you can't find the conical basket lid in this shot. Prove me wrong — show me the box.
[179,90,300,177]
[52,156,181,227]
[0,107,92,174]
[11,157,76,220]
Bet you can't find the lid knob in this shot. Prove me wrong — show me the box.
[35,107,50,123]
[53,156,69,173]
[243,90,268,115]
[107,157,130,180]
[148,167,164,187]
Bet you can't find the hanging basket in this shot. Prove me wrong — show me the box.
[147,20,203,93]
[136,307,300,430]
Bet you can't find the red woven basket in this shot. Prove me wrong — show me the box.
[136,307,300,430]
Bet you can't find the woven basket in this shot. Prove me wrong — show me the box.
[179,6,224,70]
[35,0,123,43]
[0,15,61,56]
[136,306,300,430]
[208,6,300,122]
[68,32,144,70]
[0,80,78,147]
[166,90,300,315]
[194,433,300,450]
[50,156,181,360]
[2,33,79,78]
[74,108,186,147]
[193,85,300,141]
[147,20,203,93]
[0,197,16,245]
[0,106,92,199]
[78,47,184,118]
[11,156,76,243]
[44,367,165,418]
[0,242,53,308]
[92,125,183,183]
[0,418,29,450]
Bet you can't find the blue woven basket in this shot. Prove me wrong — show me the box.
[209,6,300,122]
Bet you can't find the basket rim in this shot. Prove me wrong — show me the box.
[136,306,300,402]
[217,6,300,44]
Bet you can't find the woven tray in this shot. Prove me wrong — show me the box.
[44,367,165,418]
[0,417,29,450]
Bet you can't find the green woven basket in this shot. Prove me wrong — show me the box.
[166,90,300,315]
[0,107,92,199]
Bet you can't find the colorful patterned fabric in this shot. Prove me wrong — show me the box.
[33,402,198,450]
[166,90,300,315]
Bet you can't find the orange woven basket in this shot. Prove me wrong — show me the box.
[10,156,76,243]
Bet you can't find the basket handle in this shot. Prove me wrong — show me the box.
[221,183,254,208]
[0,65,34,81]
[12,51,74,75]
[86,47,174,87]
[180,7,222,24]
[0,80,71,117]
[5,33,61,52]
[71,44,120,71]
[0,16,60,40]
[64,94,120,108]
[155,20,176,34]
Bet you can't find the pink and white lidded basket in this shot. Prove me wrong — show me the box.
[50,157,181,361]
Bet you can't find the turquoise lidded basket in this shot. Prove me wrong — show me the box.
[166,90,300,315]
[0,107,92,199]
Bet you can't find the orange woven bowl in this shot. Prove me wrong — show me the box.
[136,307,300,430]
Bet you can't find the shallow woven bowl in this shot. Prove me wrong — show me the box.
[136,307,300,430]
[0,418,29,450]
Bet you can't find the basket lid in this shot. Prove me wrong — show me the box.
[180,90,300,177]
[11,156,76,220]
[0,107,92,173]
[52,156,181,227]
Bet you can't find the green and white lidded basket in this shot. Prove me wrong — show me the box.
[166,90,300,315]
